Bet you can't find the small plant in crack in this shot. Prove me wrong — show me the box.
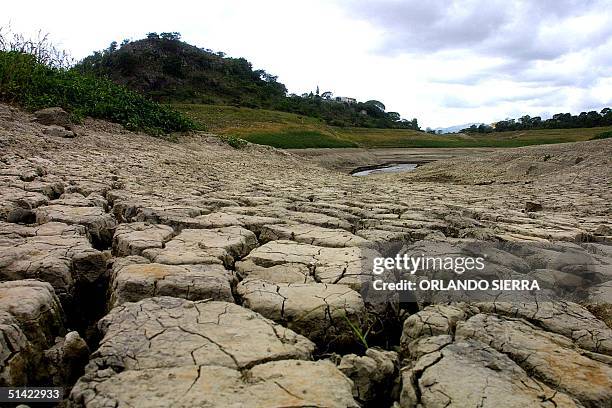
[343,312,372,350]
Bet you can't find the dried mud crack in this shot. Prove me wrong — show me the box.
[0,103,611,407]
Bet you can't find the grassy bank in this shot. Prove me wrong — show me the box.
[175,103,357,147]
[0,51,195,135]
[176,103,612,149]
[334,126,612,148]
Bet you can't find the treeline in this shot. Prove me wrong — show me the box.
[462,108,612,133]
[75,33,420,130]
[273,94,419,129]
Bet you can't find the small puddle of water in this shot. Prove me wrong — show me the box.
[351,163,418,176]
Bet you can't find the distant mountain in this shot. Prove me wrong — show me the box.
[434,123,483,134]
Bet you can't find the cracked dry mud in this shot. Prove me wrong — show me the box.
[0,103,611,407]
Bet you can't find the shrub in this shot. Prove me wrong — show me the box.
[591,131,612,140]
[222,135,248,149]
[0,50,195,134]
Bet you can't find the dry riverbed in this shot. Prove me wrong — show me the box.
[289,147,500,173]
[1,103,611,407]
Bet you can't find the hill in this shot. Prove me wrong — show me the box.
[76,33,419,130]
[74,33,287,107]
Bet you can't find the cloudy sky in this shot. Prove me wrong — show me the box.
[4,0,611,128]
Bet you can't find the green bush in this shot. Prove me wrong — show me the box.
[591,131,612,140]
[222,135,248,149]
[0,50,195,135]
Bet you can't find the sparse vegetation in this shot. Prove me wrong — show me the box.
[343,313,371,350]
[221,135,248,149]
[0,25,73,68]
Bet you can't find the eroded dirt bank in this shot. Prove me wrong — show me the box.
[1,103,611,407]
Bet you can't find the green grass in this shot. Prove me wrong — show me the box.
[245,130,357,148]
[175,103,357,148]
[176,103,612,149]
[0,51,195,135]
[174,103,326,131]
[333,126,612,148]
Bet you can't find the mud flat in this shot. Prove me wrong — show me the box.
[0,103,611,407]
[289,147,499,172]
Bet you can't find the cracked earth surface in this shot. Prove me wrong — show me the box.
[0,103,611,407]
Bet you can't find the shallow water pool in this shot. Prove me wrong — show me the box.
[351,163,418,176]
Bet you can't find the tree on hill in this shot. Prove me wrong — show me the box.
[364,100,385,111]
[160,32,181,41]
[387,112,401,121]
[75,33,287,107]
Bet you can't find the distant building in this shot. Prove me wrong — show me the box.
[335,96,357,104]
